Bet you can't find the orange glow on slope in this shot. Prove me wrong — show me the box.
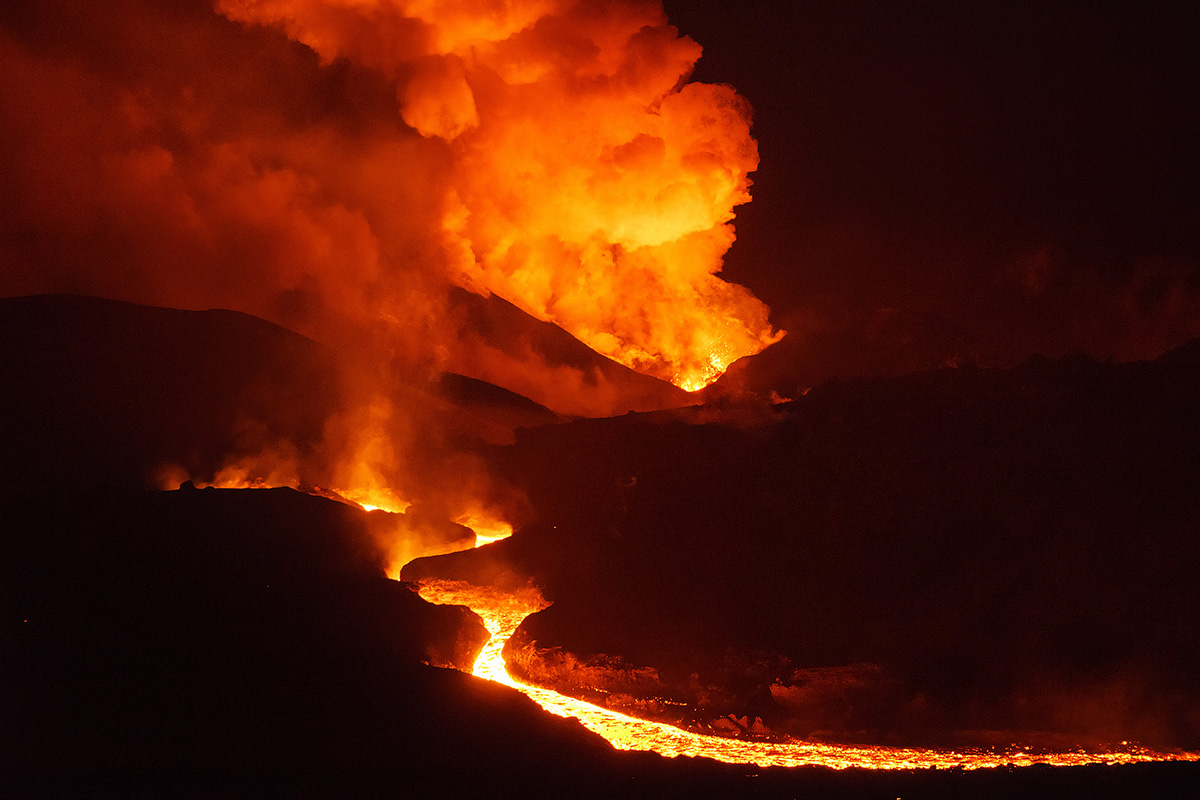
[218,0,784,390]
[336,486,410,515]
[182,463,514,577]
[417,579,1200,771]
[188,473,411,515]
[382,508,512,579]
[453,509,514,546]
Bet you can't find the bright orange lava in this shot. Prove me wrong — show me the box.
[417,579,1200,771]
[452,510,514,546]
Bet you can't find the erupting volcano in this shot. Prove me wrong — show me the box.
[3,0,1200,797]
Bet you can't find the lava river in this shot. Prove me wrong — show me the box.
[415,579,1198,771]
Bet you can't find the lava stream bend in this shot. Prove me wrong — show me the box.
[416,580,1197,771]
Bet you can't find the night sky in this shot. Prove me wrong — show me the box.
[668,0,1199,367]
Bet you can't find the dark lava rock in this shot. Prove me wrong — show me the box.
[3,487,1197,799]
[410,344,1200,750]
[703,307,981,403]
[0,488,483,761]
[0,294,342,489]
[445,287,690,416]
[0,485,623,795]
[0,293,570,492]
[434,371,567,445]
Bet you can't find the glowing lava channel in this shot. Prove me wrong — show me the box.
[416,580,1198,770]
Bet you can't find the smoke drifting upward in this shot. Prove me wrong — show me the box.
[0,0,777,549]
[219,0,781,390]
[0,0,450,358]
[0,0,777,399]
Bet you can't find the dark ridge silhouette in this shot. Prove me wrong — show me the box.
[407,342,1200,751]
[0,294,342,489]
[437,372,562,420]
[434,371,567,446]
[0,293,573,489]
[447,287,692,414]
[702,308,979,402]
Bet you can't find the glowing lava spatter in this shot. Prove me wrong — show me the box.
[418,579,1200,771]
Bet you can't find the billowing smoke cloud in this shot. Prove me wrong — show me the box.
[0,1,450,352]
[217,0,781,390]
[0,0,777,543]
[1,0,779,392]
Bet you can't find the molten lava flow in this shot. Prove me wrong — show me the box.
[418,579,1200,771]
[452,509,514,546]
[179,476,1196,768]
[335,487,410,514]
[188,472,411,515]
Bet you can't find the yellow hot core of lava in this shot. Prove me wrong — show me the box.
[417,579,1200,771]
[452,510,514,546]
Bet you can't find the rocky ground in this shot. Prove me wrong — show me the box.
[4,294,1198,796]
[408,343,1200,752]
[2,485,1194,797]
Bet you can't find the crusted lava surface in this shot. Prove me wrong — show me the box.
[407,343,1200,751]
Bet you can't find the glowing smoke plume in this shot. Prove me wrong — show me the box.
[218,0,782,390]
[0,0,779,526]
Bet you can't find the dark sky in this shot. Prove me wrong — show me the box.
[665,0,1200,368]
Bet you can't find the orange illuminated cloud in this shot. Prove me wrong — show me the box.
[218,0,783,389]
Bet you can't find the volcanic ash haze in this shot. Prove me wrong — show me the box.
[0,0,780,401]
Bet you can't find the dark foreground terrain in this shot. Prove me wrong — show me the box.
[3,487,1197,798]
[408,343,1200,753]
[3,294,1198,796]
